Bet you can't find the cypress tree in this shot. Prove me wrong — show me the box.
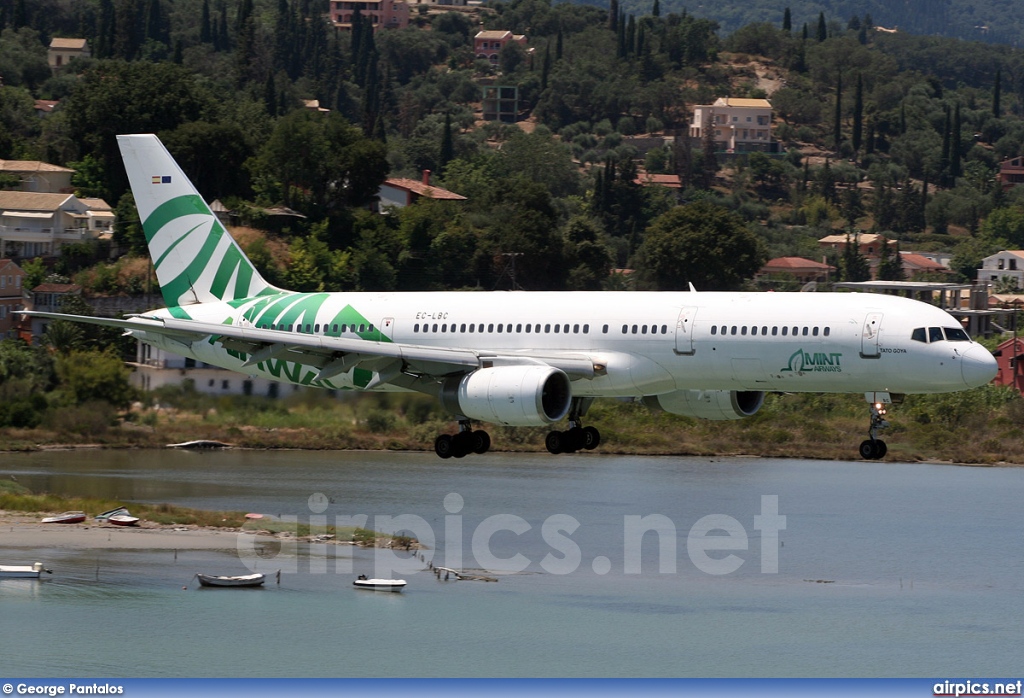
[440,112,453,171]
[833,72,843,149]
[541,43,550,90]
[608,0,618,32]
[556,26,563,60]
[652,0,660,18]
[173,38,183,63]
[802,22,808,40]
[218,6,230,51]
[993,67,1002,118]
[951,103,962,179]
[940,105,950,187]
[200,0,212,44]
[852,74,863,154]
[782,7,791,32]
[264,73,277,116]
[626,15,636,58]
[817,12,827,41]
[866,118,875,154]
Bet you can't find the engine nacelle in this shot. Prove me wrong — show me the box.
[642,390,765,420]
[440,365,572,426]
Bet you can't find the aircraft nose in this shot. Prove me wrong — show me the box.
[961,345,998,388]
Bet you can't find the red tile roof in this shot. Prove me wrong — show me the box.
[761,256,834,272]
[384,178,466,201]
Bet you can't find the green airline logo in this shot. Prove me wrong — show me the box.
[781,349,843,373]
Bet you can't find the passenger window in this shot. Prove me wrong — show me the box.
[442,324,448,332]
[460,323,467,332]
[516,324,522,332]
[535,324,541,333]
[823,327,830,337]
[545,324,551,333]
[772,327,778,336]
[632,325,638,334]
[507,324,512,333]
[414,323,420,332]
[497,324,503,333]
[662,325,668,334]
[602,325,608,333]
[812,327,819,336]
[583,324,590,334]
[305,324,312,333]
[782,327,788,336]
[944,327,970,341]
[432,324,438,332]
[554,324,560,334]
[792,327,798,335]
[741,326,747,335]
[711,326,718,335]
[929,327,944,343]
[332,324,338,333]
[762,326,768,335]
[368,324,374,332]
[359,324,366,332]
[525,324,531,333]
[641,325,647,334]
[622,325,628,334]
[469,324,475,333]
[315,324,320,332]
[488,324,494,332]
[751,326,758,336]
[802,327,808,336]
[731,326,737,335]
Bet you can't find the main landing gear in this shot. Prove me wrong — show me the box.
[545,397,601,455]
[859,399,890,460]
[434,420,490,459]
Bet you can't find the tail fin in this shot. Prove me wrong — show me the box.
[118,134,275,308]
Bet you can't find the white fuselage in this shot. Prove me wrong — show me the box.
[137,290,994,397]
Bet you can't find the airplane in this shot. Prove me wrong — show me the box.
[22,134,998,460]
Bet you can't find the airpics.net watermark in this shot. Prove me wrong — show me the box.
[235,493,786,579]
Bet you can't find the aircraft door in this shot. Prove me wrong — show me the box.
[380,317,394,340]
[860,312,883,358]
[674,307,697,355]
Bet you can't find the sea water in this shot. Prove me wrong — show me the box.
[1,450,1022,677]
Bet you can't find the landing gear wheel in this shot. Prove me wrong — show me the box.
[859,439,887,460]
[565,427,583,453]
[545,431,563,454]
[471,430,491,454]
[582,426,601,450]
[434,434,454,459]
[451,432,471,458]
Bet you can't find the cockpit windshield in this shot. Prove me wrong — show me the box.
[911,326,971,343]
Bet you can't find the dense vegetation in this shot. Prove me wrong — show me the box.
[1,0,1024,459]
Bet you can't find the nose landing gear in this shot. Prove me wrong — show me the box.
[858,397,890,460]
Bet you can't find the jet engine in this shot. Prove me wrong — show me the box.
[642,390,765,420]
[440,365,573,426]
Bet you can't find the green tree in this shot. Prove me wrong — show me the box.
[840,233,871,281]
[55,349,135,409]
[877,238,905,281]
[782,7,791,32]
[817,12,827,41]
[993,66,1002,119]
[632,202,766,291]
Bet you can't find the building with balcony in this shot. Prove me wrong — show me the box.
[329,0,409,31]
[997,156,1024,189]
[0,191,114,260]
[689,97,773,153]
[474,30,528,64]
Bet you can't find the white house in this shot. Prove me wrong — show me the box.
[0,191,114,258]
[689,97,773,153]
[978,250,1024,290]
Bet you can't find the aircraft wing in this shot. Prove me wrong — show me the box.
[21,311,600,383]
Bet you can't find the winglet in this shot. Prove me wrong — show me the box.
[117,134,276,307]
[688,282,698,292]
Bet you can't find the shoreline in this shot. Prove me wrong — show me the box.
[4,441,1023,467]
[0,514,278,550]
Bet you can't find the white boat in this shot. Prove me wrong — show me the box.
[353,576,406,592]
[95,507,129,521]
[41,511,86,524]
[0,562,52,579]
[107,514,140,527]
[196,573,265,588]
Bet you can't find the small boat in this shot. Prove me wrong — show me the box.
[41,511,86,524]
[353,575,406,592]
[196,573,265,588]
[95,507,129,521]
[107,514,140,527]
[0,562,53,579]
[167,440,231,449]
